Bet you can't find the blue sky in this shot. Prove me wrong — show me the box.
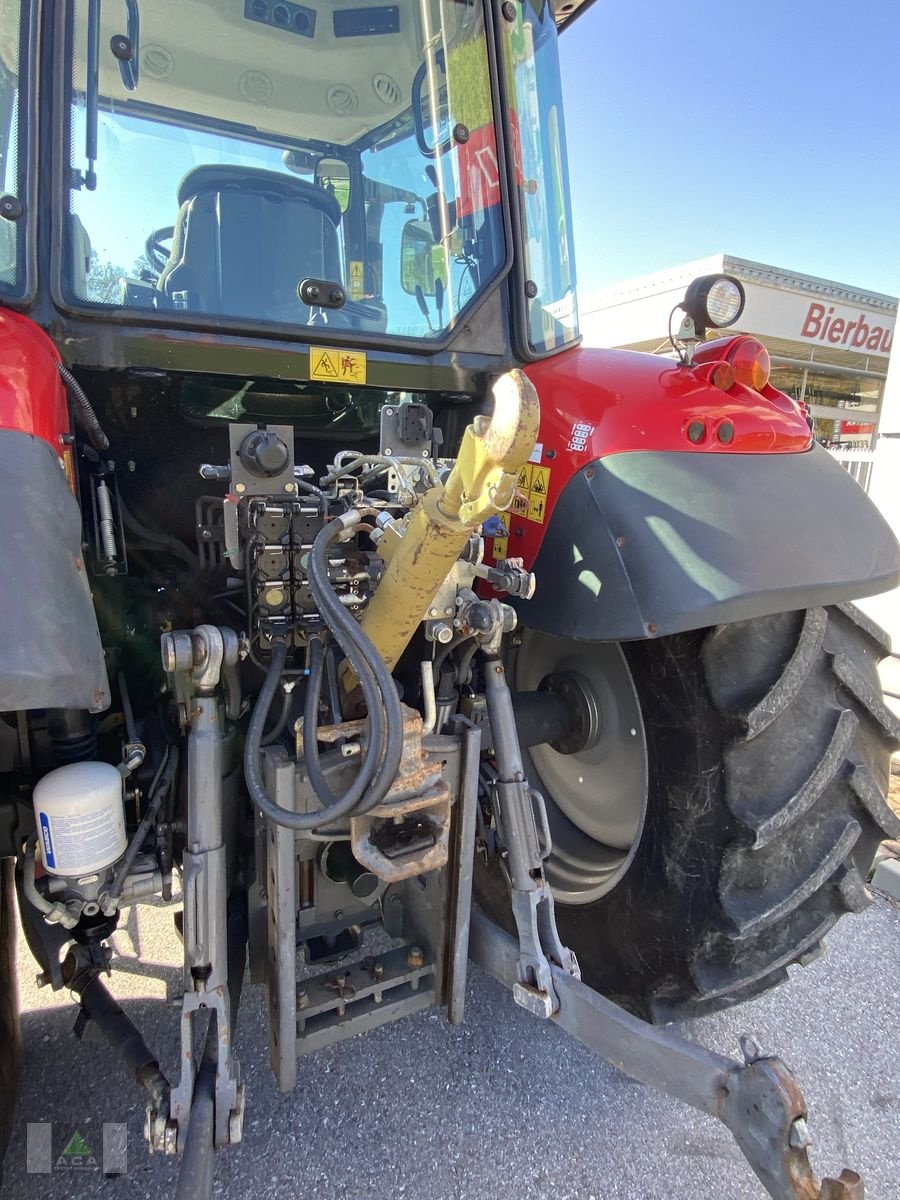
[558,0,900,298]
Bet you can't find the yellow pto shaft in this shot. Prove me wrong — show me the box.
[356,369,540,674]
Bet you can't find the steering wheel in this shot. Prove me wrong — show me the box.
[145,226,175,274]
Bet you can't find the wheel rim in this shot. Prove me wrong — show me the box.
[514,628,649,905]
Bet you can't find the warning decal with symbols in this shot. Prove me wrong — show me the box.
[348,261,365,300]
[310,347,367,385]
[511,492,529,518]
[492,535,508,561]
[530,466,550,497]
[510,463,551,525]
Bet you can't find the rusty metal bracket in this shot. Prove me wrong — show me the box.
[469,911,864,1200]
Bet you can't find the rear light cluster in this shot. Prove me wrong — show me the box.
[726,338,771,391]
[693,334,771,393]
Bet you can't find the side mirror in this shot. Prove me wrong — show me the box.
[401,220,446,297]
[315,158,351,212]
[412,52,451,157]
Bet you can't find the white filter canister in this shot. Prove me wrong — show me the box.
[33,761,126,876]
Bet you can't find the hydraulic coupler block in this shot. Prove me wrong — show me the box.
[354,370,540,675]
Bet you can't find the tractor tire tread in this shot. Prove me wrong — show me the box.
[686,604,893,1010]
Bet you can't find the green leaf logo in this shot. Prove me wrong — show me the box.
[56,1130,98,1171]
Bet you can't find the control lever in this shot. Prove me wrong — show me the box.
[481,655,579,1016]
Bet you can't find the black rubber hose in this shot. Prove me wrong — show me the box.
[119,497,199,569]
[307,520,403,812]
[260,685,291,746]
[244,633,386,830]
[301,632,382,813]
[244,520,404,828]
[56,361,109,452]
[107,745,179,906]
[243,639,375,829]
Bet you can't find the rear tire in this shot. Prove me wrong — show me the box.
[479,603,900,1021]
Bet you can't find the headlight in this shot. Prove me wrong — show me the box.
[682,274,745,332]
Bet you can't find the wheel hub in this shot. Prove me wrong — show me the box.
[514,630,649,905]
[538,670,602,755]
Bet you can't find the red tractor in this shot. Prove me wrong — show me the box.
[0,1,896,1196]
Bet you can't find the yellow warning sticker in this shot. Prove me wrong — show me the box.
[349,261,365,300]
[492,535,508,561]
[514,463,550,524]
[527,492,547,524]
[310,347,367,385]
[530,465,550,498]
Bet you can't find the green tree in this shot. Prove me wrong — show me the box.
[85,251,126,303]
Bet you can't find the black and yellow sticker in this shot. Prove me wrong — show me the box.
[515,463,550,524]
[310,346,367,384]
[530,465,550,498]
[349,261,365,300]
[516,463,534,491]
[492,535,508,560]
[509,463,552,525]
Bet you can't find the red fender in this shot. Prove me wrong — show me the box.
[488,345,812,567]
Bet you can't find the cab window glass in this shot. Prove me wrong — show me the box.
[64,0,505,342]
[0,0,26,296]
[502,0,578,352]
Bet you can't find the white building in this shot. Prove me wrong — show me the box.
[581,254,897,482]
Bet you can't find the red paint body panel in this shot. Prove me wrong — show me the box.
[492,345,813,568]
[0,308,68,455]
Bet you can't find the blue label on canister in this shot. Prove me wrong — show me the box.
[38,812,55,869]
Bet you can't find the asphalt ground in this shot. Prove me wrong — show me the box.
[4,884,899,1200]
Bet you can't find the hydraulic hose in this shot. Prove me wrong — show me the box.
[245,641,381,830]
[56,361,110,453]
[260,685,291,746]
[105,745,179,912]
[308,517,403,813]
[119,497,199,570]
[301,633,381,815]
[243,515,404,829]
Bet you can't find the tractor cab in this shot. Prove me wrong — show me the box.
[1,0,580,380]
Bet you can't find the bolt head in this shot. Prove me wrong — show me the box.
[407,945,425,969]
[235,482,246,494]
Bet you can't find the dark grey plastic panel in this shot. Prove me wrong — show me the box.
[518,445,900,641]
[0,431,109,712]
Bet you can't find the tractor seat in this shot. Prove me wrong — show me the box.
[157,165,344,324]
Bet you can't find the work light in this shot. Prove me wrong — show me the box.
[682,274,745,333]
